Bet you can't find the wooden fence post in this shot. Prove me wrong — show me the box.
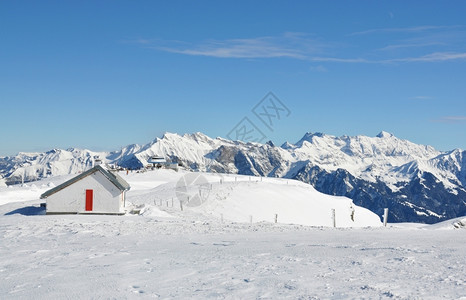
[383,208,389,227]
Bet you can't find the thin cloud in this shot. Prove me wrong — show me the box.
[349,25,461,36]
[390,52,466,62]
[309,56,371,63]
[376,28,466,56]
[379,42,445,51]
[135,33,466,64]
[157,43,305,59]
[149,33,325,59]
[432,116,466,123]
[309,52,466,64]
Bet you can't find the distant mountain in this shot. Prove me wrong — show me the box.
[1,131,465,223]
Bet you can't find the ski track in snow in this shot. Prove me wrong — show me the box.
[0,170,465,299]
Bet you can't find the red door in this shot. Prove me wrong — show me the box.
[85,189,93,211]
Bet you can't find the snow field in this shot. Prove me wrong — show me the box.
[0,214,465,299]
[0,169,465,299]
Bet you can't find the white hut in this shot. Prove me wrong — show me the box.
[40,165,130,215]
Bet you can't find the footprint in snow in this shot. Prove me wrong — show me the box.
[131,285,145,294]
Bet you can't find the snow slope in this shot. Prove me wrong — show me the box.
[121,170,381,227]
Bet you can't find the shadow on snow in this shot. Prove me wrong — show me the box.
[5,205,46,216]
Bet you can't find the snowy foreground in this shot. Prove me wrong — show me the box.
[0,169,465,299]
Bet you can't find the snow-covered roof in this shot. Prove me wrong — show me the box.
[40,165,130,199]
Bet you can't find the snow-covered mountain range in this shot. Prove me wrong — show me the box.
[1,131,465,223]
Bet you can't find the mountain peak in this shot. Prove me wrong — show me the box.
[189,132,211,139]
[159,132,179,141]
[281,141,294,149]
[293,132,327,147]
[266,140,275,147]
[298,132,325,141]
[376,131,394,138]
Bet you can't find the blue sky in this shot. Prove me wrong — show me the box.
[1,1,466,156]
